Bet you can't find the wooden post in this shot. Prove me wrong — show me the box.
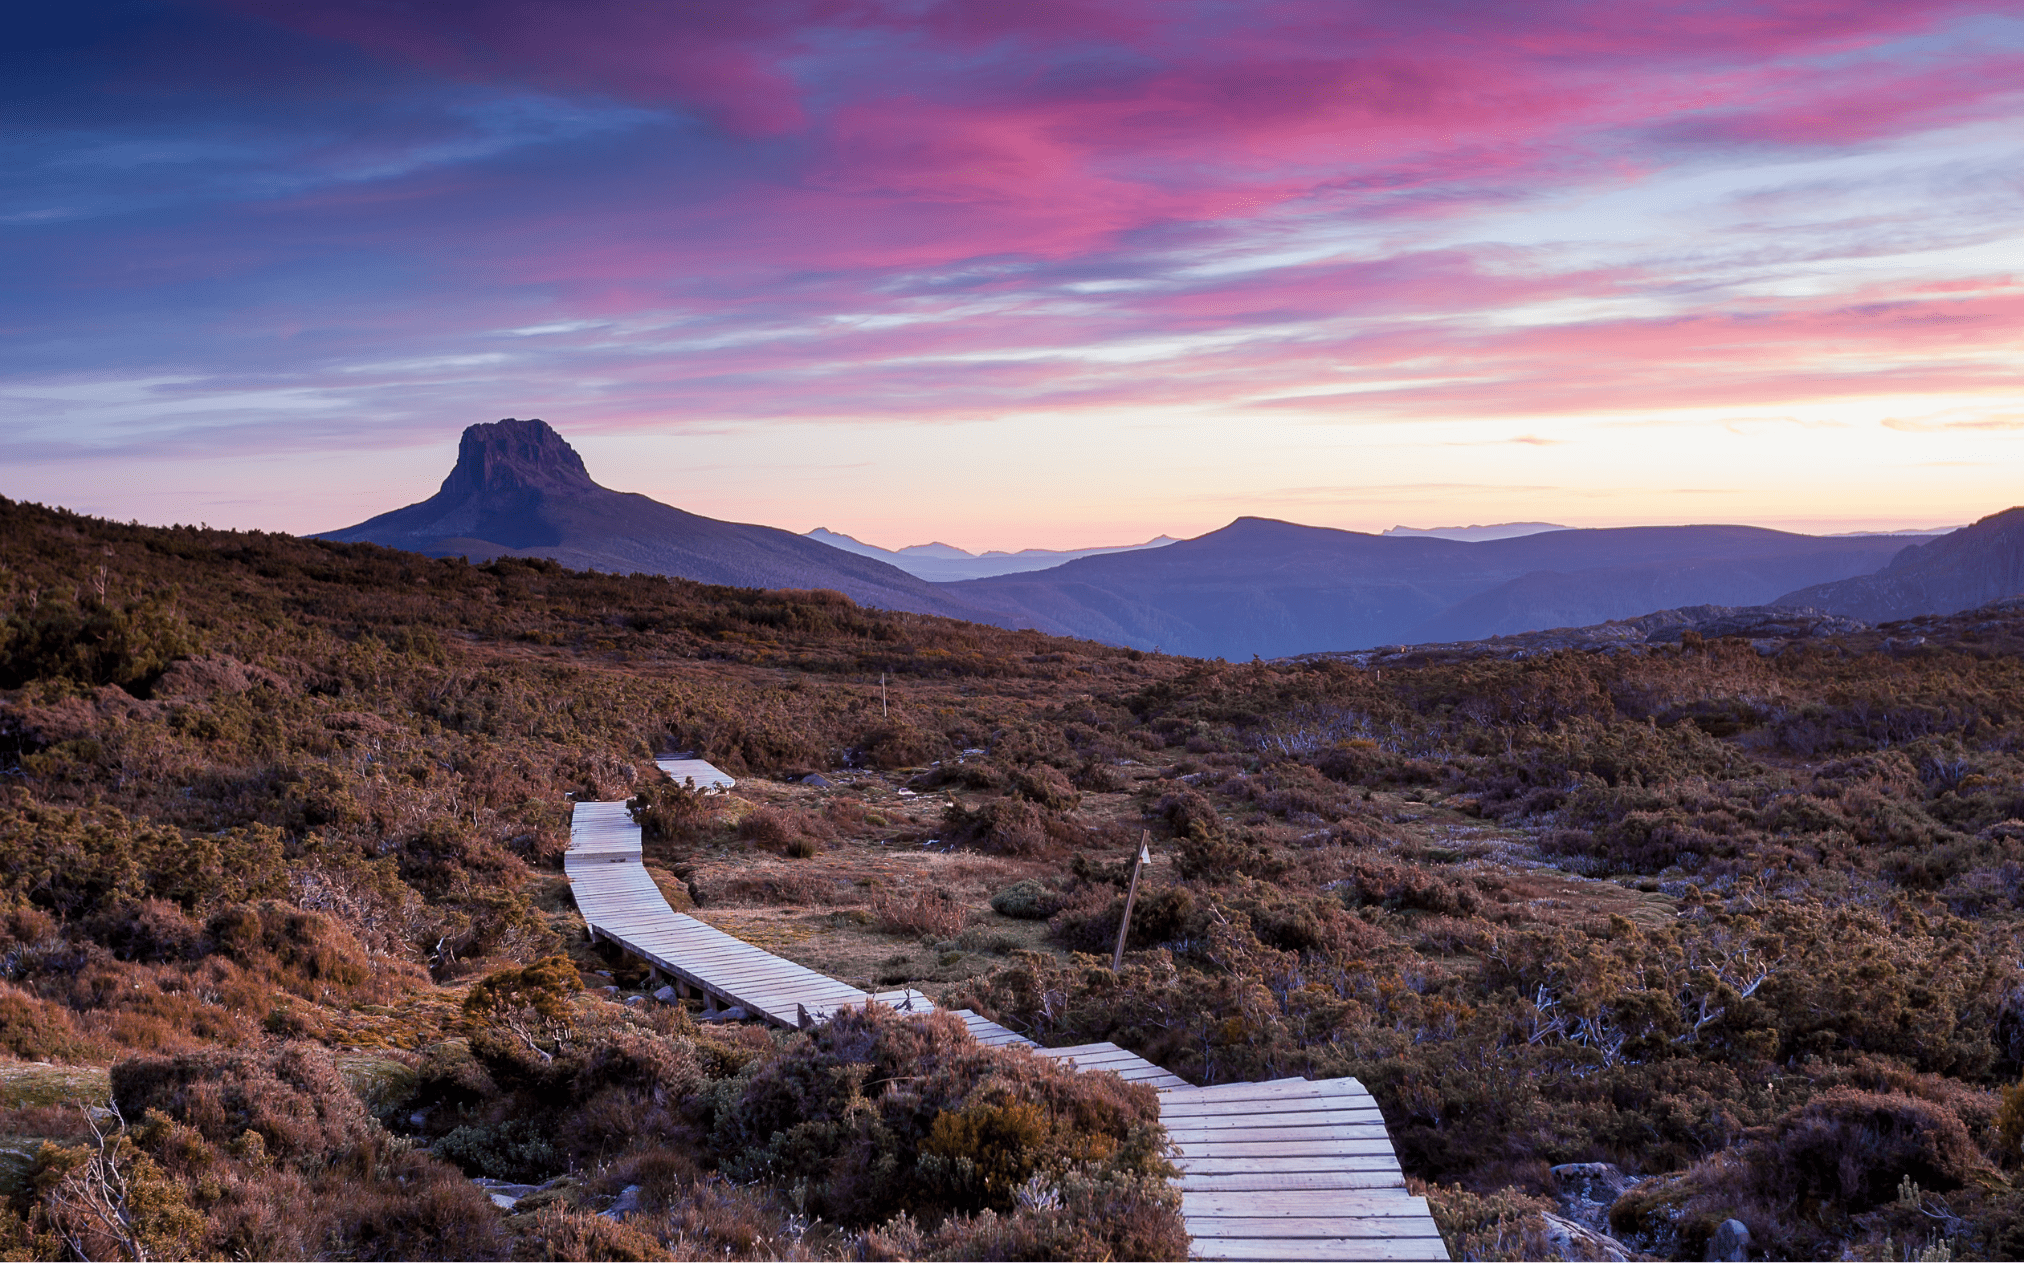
[1112,832,1151,973]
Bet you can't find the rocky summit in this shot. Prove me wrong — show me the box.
[316,419,993,620]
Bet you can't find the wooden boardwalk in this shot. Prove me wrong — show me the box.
[566,799,925,1026]
[567,783,1447,1261]
[654,756,736,790]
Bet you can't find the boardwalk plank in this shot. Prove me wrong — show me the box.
[1190,1236,1447,1261]
[1177,1173,1408,1193]
[1160,1097,1384,1120]
[1168,1124,1397,1144]
[1189,1218,1438,1239]
[1173,1139,1399,1158]
[1183,1194,1431,1218]
[1176,1154,1403,1174]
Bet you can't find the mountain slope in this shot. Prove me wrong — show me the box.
[1776,508,2024,621]
[1408,544,1906,643]
[949,517,1908,658]
[317,419,995,619]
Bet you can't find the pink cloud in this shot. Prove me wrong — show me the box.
[224,0,2021,277]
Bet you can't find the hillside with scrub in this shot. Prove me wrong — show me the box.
[4,493,2024,1260]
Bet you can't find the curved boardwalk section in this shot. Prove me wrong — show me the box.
[568,789,1447,1261]
[566,798,888,1025]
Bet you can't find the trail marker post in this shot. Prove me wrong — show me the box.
[1112,832,1151,973]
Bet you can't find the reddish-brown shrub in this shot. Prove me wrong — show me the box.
[0,982,99,1061]
[111,1043,378,1165]
[735,807,830,856]
[1756,1088,1983,1210]
[515,1202,667,1261]
[859,722,945,770]
[941,797,1049,856]
[712,1005,1176,1238]
[89,897,208,963]
[1009,764,1080,812]
[1333,856,1481,917]
[870,887,971,939]
[205,901,372,991]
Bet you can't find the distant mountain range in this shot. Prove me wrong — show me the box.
[1380,522,1566,541]
[315,419,993,620]
[804,527,1177,581]
[939,517,1910,659]
[315,419,2022,660]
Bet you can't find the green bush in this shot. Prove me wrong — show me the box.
[989,879,1064,920]
[434,1118,562,1183]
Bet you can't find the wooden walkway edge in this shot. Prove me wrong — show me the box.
[567,784,1448,1261]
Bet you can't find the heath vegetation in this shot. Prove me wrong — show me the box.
[4,494,2024,1259]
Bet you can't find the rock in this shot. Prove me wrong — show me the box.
[1550,1161,1640,1233]
[697,1005,748,1022]
[1540,1211,1636,1261]
[473,1177,540,1211]
[600,985,620,997]
[600,1184,644,1221]
[802,773,835,788]
[652,985,678,1004]
[472,1178,538,1212]
[1706,1218,1749,1261]
[623,995,645,1007]
[0,1148,36,1199]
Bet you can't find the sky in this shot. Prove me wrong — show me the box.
[6,0,2023,551]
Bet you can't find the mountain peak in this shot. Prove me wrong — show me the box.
[439,418,599,497]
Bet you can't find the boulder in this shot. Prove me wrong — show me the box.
[1540,1212,1636,1262]
[652,984,678,1004]
[1706,1218,1749,1262]
[600,1184,644,1221]
[473,1177,539,1211]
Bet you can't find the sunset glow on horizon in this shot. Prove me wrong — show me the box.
[6,1,2022,551]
